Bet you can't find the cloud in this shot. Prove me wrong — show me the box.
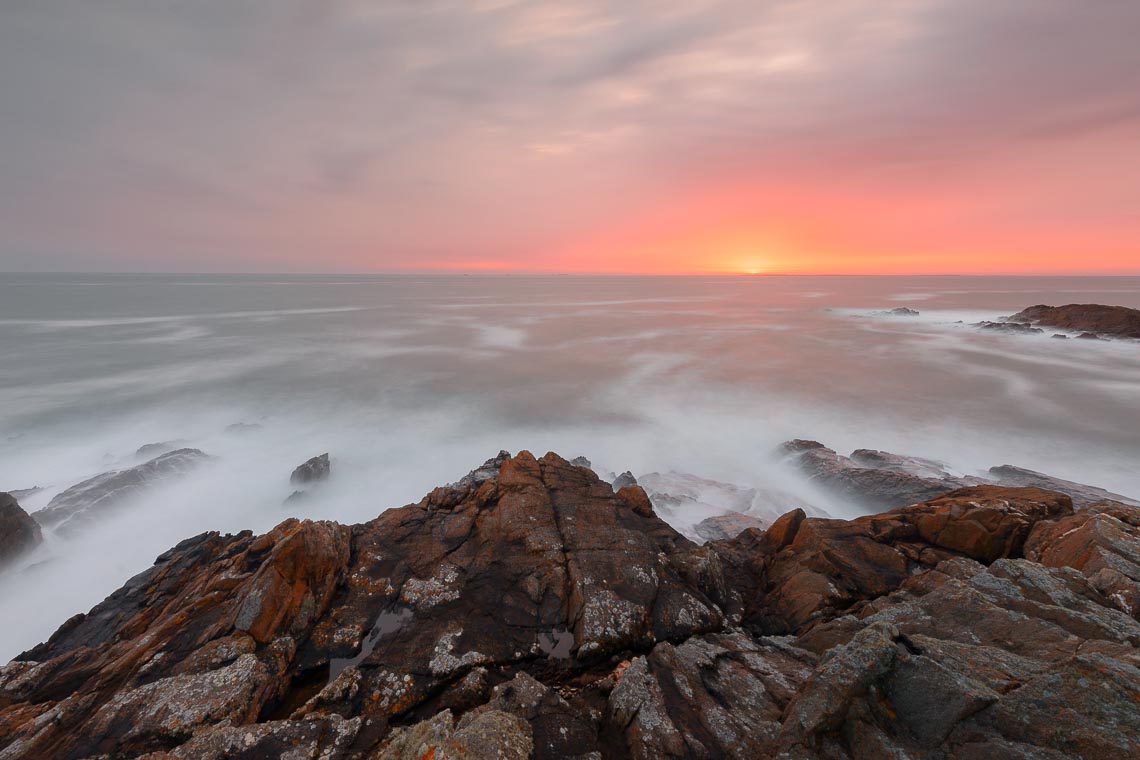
[1,0,1138,272]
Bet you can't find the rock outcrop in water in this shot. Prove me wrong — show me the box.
[1007,303,1140,339]
[1,452,1138,759]
[0,493,41,570]
[780,440,982,511]
[31,448,209,536]
[291,453,332,485]
[783,439,1138,515]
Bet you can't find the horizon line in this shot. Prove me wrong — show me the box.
[4,270,1140,278]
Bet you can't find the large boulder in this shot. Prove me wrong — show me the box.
[0,493,42,570]
[32,449,209,536]
[1007,303,1140,339]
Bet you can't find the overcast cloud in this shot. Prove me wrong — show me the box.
[2,1,1138,272]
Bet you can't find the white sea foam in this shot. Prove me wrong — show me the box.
[1,274,1138,659]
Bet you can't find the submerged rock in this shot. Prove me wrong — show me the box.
[290,453,331,485]
[1,453,1138,759]
[1007,303,1140,339]
[0,493,42,569]
[32,448,209,536]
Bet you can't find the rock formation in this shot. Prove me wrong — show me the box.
[1,452,1138,759]
[31,448,209,536]
[783,439,1138,515]
[0,493,41,570]
[1007,303,1140,339]
[990,464,1140,508]
[780,440,982,511]
[291,453,332,486]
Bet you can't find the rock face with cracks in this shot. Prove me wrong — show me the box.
[1,451,1138,759]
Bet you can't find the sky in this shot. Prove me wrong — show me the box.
[1,0,1139,275]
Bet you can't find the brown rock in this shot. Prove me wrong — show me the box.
[1007,303,1140,339]
[720,485,1072,634]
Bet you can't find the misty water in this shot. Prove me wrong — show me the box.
[2,273,1139,659]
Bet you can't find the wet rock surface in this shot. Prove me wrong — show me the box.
[1,452,1138,759]
[31,448,210,536]
[1007,303,1140,339]
[0,493,41,570]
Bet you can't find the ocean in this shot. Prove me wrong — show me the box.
[1,273,1139,658]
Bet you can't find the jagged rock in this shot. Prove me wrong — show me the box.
[611,471,638,490]
[609,631,817,758]
[32,448,209,536]
[2,453,1137,760]
[1007,303,1140,339]
[887,307,919,316]
[783,555,1140,758]
[290,453,331,485]
[1025,499,1140,618]
[715,485,1073,634]
[694,512,767,542]
[450,450,510,488]
[0,493,42,570]
[780,440,982,511]
[990,464,1139,507]
[569,456,592,469]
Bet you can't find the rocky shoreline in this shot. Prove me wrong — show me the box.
[1,449,1138,759]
